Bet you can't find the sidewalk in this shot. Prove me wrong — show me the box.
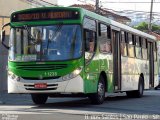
[0,91,32,105]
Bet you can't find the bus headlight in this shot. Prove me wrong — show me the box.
[8,71,20,81]
[62,67,82,80]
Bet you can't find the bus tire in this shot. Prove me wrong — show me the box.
[134,76,144,98]
[31,94,48,105]
[88,75,105,105]
[155,87,158,90]
[126,76,144,98]
[126,91,134,98]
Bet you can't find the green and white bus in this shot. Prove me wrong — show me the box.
[1,7,159,105]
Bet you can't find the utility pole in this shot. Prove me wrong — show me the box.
[95,0,100,14]
[148,0,154,32]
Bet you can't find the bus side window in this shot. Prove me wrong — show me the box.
[121,31,127,56]
[99,23,111,53]
[84,30,96,52]
[142,38,148,60]
[135,36,142,59]
[83,17,96,63]
[127,33,135,58]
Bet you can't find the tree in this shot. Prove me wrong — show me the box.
[134,22,160,32]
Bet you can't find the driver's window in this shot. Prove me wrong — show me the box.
[83,17,96,64]
[85,30,96,52]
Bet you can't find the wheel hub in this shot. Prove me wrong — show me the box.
[98,82,104,100]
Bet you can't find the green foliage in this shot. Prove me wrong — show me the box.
[134,22,160,32]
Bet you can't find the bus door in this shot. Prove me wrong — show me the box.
[148,42,154,88]
[111,27,121,91]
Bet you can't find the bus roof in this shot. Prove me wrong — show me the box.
[80,8,156,41]
[11,6,156,41]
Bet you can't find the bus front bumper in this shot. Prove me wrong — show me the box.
[8,75,84,94]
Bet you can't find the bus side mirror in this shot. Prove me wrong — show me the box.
[1,30,5,43]
[1,23,10,49]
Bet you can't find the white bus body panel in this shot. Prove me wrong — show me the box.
[121,57,150,91]
[8,75,84,93]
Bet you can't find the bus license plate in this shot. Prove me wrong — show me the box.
[34,83,47,88]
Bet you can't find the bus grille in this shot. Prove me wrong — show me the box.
[24,84,58,91]
[25,88,57,91]
[15,64,67,71]
[22,76,61,80]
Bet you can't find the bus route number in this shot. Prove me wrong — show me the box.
[44,72,57,77]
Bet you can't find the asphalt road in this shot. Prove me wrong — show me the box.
[0,90,160,120]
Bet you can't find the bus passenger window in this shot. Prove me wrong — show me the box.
[128,33,133,44]
[136,36,140,46]
[121,31,127,56]
[135,36,142,59]
[128,33,135,58]
[99,23,111,53]
[128,45,135,58]
[142,38,148,60]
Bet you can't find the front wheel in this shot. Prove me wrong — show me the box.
[31,94,48,105]
[88,75,105,105]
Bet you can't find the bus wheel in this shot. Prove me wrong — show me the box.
[31,94,48,105]
[88,75,105,105]
[134,76,144,98]
[126,76,144,98]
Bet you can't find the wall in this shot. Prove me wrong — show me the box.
[0,17,10,92]
[0,0,31,92]
[0,0,31,16]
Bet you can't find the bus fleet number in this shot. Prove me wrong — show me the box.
[44,72,57,77]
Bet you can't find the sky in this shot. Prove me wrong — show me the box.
[58,0,160,13]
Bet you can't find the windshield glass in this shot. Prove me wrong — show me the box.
[9,25,82,61]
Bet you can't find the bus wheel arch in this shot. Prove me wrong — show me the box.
[100,71,108,92]
[126,74,144,98]
[88,72,107,104]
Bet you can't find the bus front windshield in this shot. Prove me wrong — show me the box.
[9,25,82,62]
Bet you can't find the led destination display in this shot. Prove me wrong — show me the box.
[11,10,80,22]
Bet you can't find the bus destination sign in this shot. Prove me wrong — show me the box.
[11,10,80,22]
